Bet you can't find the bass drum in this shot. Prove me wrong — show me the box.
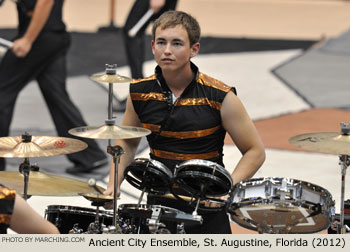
[227,177,334,234]
[45,205,113,234]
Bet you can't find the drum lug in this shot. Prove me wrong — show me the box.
[176,223,186,234]
[264,181,271,197]
[275,178,289,201]
[87,221,103,234]
[297,182,303,200]
[68,223,83,234]
[147,207,165,233]
[54,216,61,229]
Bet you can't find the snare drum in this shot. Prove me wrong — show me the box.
[174,159,233,198]
[228,177,334,234]
[45,205,113,234]
[124,158,173,194]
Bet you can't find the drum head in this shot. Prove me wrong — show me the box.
[228,177,334,234]
[124,158,173,194]
[174,159,232,197]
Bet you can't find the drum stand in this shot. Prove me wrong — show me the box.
[336,123,350,234]
[105,64,125,230]
[107,144,124,229]
[19,158,31,201]
[87,203,104,233]
[338,154,349,234]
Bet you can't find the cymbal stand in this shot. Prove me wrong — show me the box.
[105,63,125,228]
[18,133,39,200]
[338,122,350,234]
[338,154,349,234]
[19,158,30,201]
[18,158,39,201]
[87,202,102,234]
[107,145,124,228]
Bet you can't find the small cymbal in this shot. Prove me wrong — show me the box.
[0,171,105,196]
[289,132,350,155]
[0,135,87,158]
[69,125,151,140]
[79,193,114,203]
[90,73,131,83]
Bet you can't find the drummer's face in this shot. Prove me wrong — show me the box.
[151,25,199,73]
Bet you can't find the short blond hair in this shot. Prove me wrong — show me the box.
[152,11,201,46]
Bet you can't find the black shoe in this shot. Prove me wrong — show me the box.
[66,158,109,174]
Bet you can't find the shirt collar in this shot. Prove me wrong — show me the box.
[155,61,199,91]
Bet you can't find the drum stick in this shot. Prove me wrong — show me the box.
[162,193,204,203]
[88,178,104,194]
[162,193,225,207]
[128,9,154,37]
[0,37,13,48]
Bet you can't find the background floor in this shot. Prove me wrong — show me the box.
[1,0,350,234]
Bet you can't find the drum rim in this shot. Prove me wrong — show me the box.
[133,158,173,178]
[125,158,173,194]
[118,203,186,214]
[229,212,331,234]
[175,159,233,186]
[233,177,333,199]
[46,205,113,216]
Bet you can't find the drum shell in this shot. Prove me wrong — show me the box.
[228,177,334,234]
[45,205,113,234]
[117,204,199,234]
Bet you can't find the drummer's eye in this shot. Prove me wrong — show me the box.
[156,40,166,46]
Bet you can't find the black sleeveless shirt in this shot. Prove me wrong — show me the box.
[0,184,16,234]
[130,62,236,171]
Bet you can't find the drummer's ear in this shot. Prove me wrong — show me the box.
[190,42,200,58]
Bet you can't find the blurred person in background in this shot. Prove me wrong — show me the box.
[114,0,177,111]
[0,0,107,174]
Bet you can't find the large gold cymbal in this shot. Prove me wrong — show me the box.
[69,125,151,140]
[90,72,132,83]
[0,135,88,158]
[289,132,350,155]
[0,171,105,196]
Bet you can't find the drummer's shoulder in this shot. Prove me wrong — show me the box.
[130,75,156,85]
[197,72,236,95]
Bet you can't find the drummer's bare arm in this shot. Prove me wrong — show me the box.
[12,0,54,58]
[104,95,142,196]
[221,91,265,184]
[10,194,59,234]
[150,0,166,13]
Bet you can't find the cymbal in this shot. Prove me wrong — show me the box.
[0,135,87,158]
[79,193,114,203]
[289,132,350,155]
[0,171,105,196]
[90,73,131,83]
[69,125,151,140]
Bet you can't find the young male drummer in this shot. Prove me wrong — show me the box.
[104,10,265,233]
